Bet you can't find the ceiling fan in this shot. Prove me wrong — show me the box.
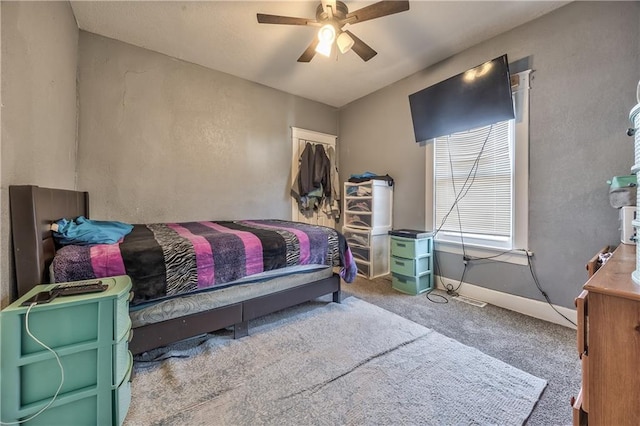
[257,1,410,63]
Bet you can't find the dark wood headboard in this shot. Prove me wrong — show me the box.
[9,185,89,299]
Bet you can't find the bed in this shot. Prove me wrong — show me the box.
[9,185,356,355]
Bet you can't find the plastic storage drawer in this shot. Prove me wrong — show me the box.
[113,355,133,426]
[345,212,372,229]
[390,236,432,258]
[392,273,433,295]
[346,198,372,212]
[344,228,370,248]
[351,246,370,262]
[391,256,431,277]
[355,260,370,277]
[113,335,132,386]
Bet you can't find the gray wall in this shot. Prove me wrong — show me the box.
[0,1,79,306]
[338,1,640,309]
[77,32,338,223]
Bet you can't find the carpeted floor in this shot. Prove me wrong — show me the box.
[344,275,581,426]
[127,297,547,425]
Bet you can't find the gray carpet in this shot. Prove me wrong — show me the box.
[126,297,546,425]
[344,275,581,426]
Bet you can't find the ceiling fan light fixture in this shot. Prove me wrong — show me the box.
[337,32,354,54]
[317,24,336,44]
[315,40,333,57]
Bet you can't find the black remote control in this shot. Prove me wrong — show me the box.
[55,281,108,297]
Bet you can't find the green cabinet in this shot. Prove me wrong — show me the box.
[0,276,133,425]
[390,235,434,295]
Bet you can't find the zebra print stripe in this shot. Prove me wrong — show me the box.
[147,223,199,296]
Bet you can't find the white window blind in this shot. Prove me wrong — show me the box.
[434,120,514,241]
[429,69,530,260]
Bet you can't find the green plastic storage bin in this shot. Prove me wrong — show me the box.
[608,175,637,208]
[392,272,433,295]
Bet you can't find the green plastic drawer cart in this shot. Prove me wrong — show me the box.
[390,234,434,295]
[0,275,133,425]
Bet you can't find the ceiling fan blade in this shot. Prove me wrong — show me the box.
[345,30,377,62]
[345,1,410,24]
[257,13,314,26]
[298,38,319,63]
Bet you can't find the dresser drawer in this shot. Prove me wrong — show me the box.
[390,255,431,277]
[391,236,432,258]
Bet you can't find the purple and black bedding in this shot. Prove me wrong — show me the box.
[51,219,356,306]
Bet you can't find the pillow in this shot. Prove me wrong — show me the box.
[53,216,133,246]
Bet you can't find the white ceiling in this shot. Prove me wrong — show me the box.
[70,1,570,108]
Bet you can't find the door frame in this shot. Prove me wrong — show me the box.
[290,127,337,225]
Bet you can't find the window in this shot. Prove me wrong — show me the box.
[431,70,530,260]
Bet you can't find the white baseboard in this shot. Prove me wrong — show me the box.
[435,276,577,329]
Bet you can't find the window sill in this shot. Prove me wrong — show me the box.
[434,240,532,266]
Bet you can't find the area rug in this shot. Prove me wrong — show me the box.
[125,297,546,425]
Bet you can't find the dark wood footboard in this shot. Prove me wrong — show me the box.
[129,273,341,354]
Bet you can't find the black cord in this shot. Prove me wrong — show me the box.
[426,251,466,304]
[424,287,449,304]
[525,251,576,327]
[431,248,577,327]
[433,125,493,239]
[465,249,516,262]
[429,125,493,301]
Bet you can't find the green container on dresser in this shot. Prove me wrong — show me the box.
[390,234,434,295]
[0,275,133,426]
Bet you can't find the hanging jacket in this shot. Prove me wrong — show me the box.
[323,145,341,221]
[298,142,315,196]
[313,144,331,197]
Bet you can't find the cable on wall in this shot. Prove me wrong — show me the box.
[524,250,577,327]
[429,125,493,301]
[429,122,574,326]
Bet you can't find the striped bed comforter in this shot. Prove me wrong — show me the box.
[51,220,356,306]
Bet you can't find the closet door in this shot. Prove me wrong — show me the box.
[290,127,337,229]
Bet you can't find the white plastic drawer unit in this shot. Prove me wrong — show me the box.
[344,228,370,248]
[343,180,393,230]
[342,180,393,279]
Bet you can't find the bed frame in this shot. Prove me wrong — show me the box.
[9,185,341,354]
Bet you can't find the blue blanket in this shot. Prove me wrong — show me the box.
[53,216,133,246]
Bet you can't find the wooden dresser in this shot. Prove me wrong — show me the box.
[573,243,640,425]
